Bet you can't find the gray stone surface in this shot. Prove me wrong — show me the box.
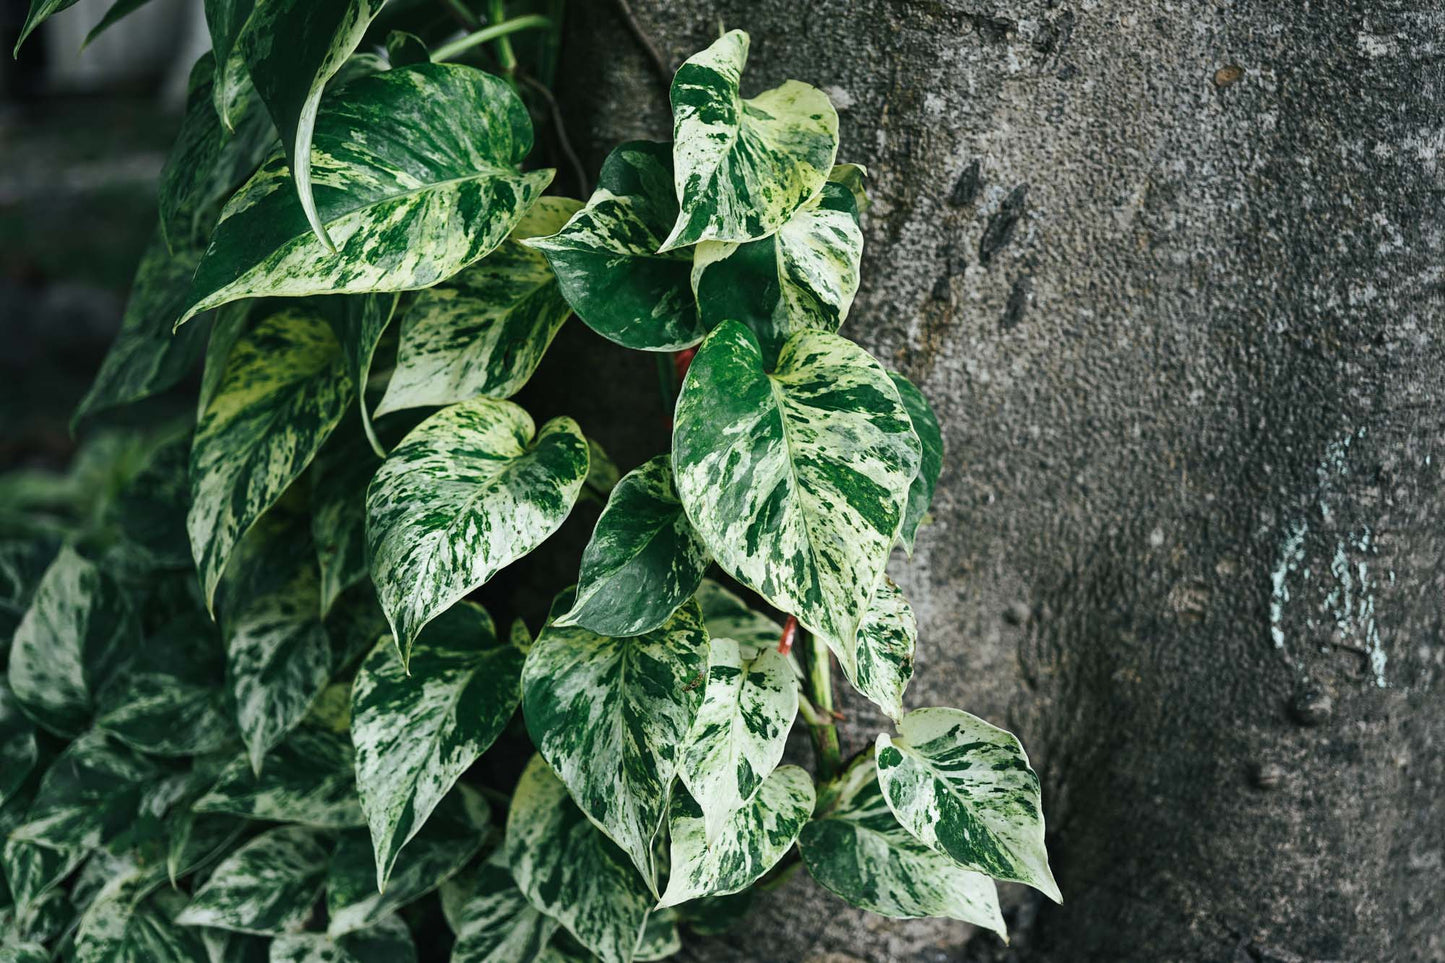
[556,3,1444,961]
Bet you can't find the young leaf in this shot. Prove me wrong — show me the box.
[270,917,416,963]
[694,579,781,650]
[875,707,1060,902]
[351,602,522,892]
[448,849,559,963]
[554,454,711,638]
[0,682,38,807]
[673,323,921,650]
[238,0,387,249]
[828,162,871,213]
[14,0,78,55]
[888,372,943,555]
[657,766,814,909]
[175,826,330,935]
[365,399,588,662]
[691,179,863,367]
[203,0,257,131]
[193,721,361,828]
[374,197,582,417]
[177,64,553,325]
[505,755,653,963]
[9,546,137,738]
[188,306,352,609]
[74,872,210,963]
[521,594,709,890]
[836,577,915,724]
[524,141,702,351]
[676,637,796,845]
[309,421,378,616]
[799,750,1005,934]
[661,30,839,251]
[326,786,488,936]
[9,731,166,853]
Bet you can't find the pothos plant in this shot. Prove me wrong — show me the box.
[2,4,1059,961]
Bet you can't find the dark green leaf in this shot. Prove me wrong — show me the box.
[384,30,429,67]
[269,916,415,963]
[204,0,257,131]
[888,372,943,555]
[309,420,380,616]
[193,717,361,827]
[83,0,158,48]
[0,682,38,807]
[10,731,167,853]
[175,826,329,935]
[447,849,559,963]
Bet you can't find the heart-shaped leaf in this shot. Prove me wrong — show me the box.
[193,720,360,827]
[875,707,1060,902]
[658,766,813,908]
[554,454,710,638]
[661,30,838,251]
[889,372,943,554]
[176,825,330,935]
[799,750,1005,934]
[177,64,552,325]
[524,141,702,351]
[366,398,588,663]
[505,755,653,963]
[74,872,210,963]
[447,849,559,963]
[9,731,166,853]
[834,577,915,724]
[375,197,581,417]
[673,322,920,649]
[694,579,781,650]
[522,592,708,890]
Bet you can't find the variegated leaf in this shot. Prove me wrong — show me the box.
[269,917,416,963]
[321,293,398,442]
[323,584,388,673]
[505,755,653,963]
[521,593,708,889]
[889,372,942,555]
[828,163,871,213]
[0,682,37,807]
[672,323,921,649]
[9,546,137,738]
[584,439,621,499]
[524,141,701,351]
[375,197,581,417]
[9,731,166,852]
[166,811,247,887]
[216,508,332,774]
[193,720,360,827]
[103,434,195,571]
[238,0,386,248]
[657,766,813,909]
[676,637,796,845]
[0,781,85,921]
[94,613,234,757]
[385,30,429,68]
[694,579,781,651]
[326,785,488,936]
[448,849,559,963]
[189,306,353,609]
[176,826,330,935]
[834,577,915,724]
[691,180,863,367]
[634,911,680,962]
[75,872,210,963]
[309,420,379,616]
[0,538,56,658]
[177,64,552,325]
[366,399,588,662]
[351,601,522,891]
[661,30,839,251]
[799,750,1005,934]
[555,454,710,638]
[0,944,48,963]
[204,0,256,132]
[200,301,253,413]
[876,707,1060,902]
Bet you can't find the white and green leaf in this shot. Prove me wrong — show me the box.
[555,454,711,638]
[269,917,415,963]
[657,765,813,909]
[875,707,1060,902]
[0,682,38,807]
[633,911,680,962]
[9,731,166,853]
[834,577,915,724]
[673,323,920,649]
[193,720,360,827]
[203,0,256,132]
[365,398,588,663]
[521,593,708,889]
[176,826,330,935]
[74,872,210,963]
[888,372,943,555]
[693,579,781,651]
[309,420,379,616]
[661,30,839,251]
[447,849,559,963]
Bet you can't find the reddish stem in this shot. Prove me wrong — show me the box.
[673,347,696,385]
[777,615,799,655]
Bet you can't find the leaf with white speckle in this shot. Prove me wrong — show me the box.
[176,826,330,935]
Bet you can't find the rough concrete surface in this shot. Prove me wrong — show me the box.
[555,2,1445,961]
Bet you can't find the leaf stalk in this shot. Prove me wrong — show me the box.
[433,14,552,63]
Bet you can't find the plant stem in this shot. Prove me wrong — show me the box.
[488,0,519,76]
[432,14,550,62]
[801,628,841,780]
[439,0,479,28]
[360,402,386,459]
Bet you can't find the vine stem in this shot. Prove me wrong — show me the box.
[800,627,842,780]
[433,14,551,62]
[487,0,519,76]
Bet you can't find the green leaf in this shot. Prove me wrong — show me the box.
[188,306,352,608]
[691,179,863,367]
[0,782,85,920]
[672,323,921,649]
[166,811,247,887]
[448,849,559,963]
[836,577,915,724]
[633,911,680,962]
[875,707,1060,902]
[694,579,781,651]
[193,721,361,827]
[75,872,210,963]
[0,682,38,807]
[178,64,553,325]
[385,30,430,68]
[14,0,77,55]
[321,293,398,439]
[94,613,234,757]
[0,539,57,658]
[676,637,796,845]
[799,750,1005,934]
[521,593,708,890]
[326,785,488,936]
[9,546,137,738]
[351,601,520,891]
[82,0,155,45]
[200,929,270,963]
[554,454,710,638]
[270,916,415,963]
[657,765,813,909]
[375,197,580,417]
[102,434,195,571]
[10,731,166,852]
[175,826,330,935]
[203,0,257,132]
[888,372,942,554]
[238,0,387,248]
[0,945,48,963]
[366,398,588,662]
[199,301,253,413]
[661,30,838,251]
[524,141,701,352]
[828,163,871,213]
[505,755,652,963]
[216,509,332,774]
[309,419,379,616]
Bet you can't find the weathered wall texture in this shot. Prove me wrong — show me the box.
[552,2,1445,961]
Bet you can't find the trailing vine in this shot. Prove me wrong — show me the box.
[2,5,1057,961]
